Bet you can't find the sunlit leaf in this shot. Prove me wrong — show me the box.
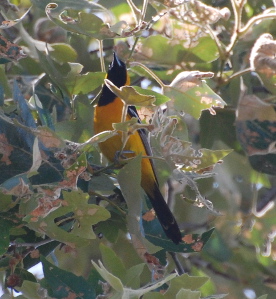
[105,79,156,106]
[45,5,117,40]
[0,7,31,29]
[31,0,105,12]
[164,72,226,118]
[132,86,171,106]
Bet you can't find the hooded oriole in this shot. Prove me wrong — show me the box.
[94,52,182,244]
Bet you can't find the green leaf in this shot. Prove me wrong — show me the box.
[68,72,105,95]
[95,210,127,243]
[164,80,226,119]
[0,218,11,255]
[176,289,201,299]
[99,243,127,281]
[105,79,156,106]
[31,0,105,12]
[180,148,233,172]
[41,255,96,298]
[92,260,124,292]
[124,263,145,289]
[0,192,14,212]
[165,274,209,298]
[26,190,110,247]
[0,65,12,102]
[16,281,41,299]
[144,223,214,252]
[50,43,77,63]
[203,295,228,299]
[55,96,95,142]
[45,6,117,40]
[117,155,142,237]
[256,295,268,299]
[136,35,218,67]
[131,86,171,106]
[188,36,219,63]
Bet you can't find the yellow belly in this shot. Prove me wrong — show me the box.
[94,98,156,195]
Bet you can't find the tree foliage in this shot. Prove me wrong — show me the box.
[0,0,275,298]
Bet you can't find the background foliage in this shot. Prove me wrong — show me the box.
[0,0,275,298]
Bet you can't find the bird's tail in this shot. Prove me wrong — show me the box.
[146,183,182,244]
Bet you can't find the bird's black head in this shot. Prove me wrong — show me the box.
[98,52,128,106]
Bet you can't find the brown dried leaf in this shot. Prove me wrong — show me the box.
[250,34,276,74]
[170,0,230,25]
[182,234,195,244]
[169,70,214,92]
[237,94,276,122]
[3,178,32,197]
[0,133,13,165]
[34,127,65,148]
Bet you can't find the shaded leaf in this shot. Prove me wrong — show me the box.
[0,34,26,64]
[16,281,41,299]
[0,218,12,255]
[124,263,145,289]
[50,43,77,63]
[144,213,214,252]
[0,7,31,29]
[41,255,96,298]
[176,289,201,299]
[92,260,124,292]
[34,126,65,149]
[99,243,127,281]
[117,155,142,237]
[26,190,110,247]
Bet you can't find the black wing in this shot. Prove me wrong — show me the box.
[127,105,159,186]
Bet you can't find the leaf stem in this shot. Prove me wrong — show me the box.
[98,39,106,73]
[169,251,185,275]
[10,238,55,249]
[140,0,149,25]
[130,61,165,88]
[225,67,251,83]
[128,36,139,60]
[89,191,127,215]
[126,0,141,24]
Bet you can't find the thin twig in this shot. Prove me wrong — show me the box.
[169,251,185,275]
[225,67,252,83]
[88,191,127,215]
[10,238,55,249]
[98,39,106,73]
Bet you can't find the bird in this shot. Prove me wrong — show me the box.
[94,52,182,244]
